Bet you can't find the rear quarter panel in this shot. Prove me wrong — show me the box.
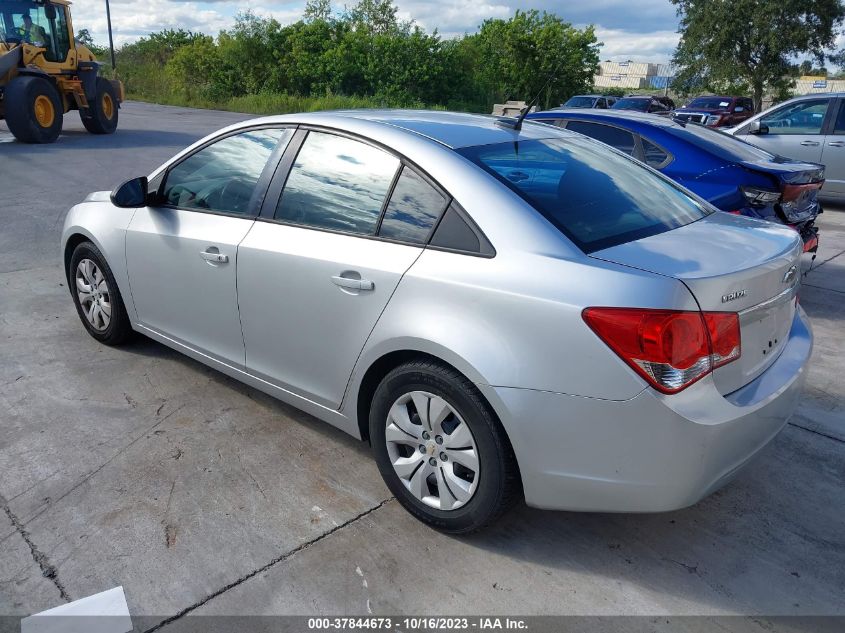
[347,245,700,405]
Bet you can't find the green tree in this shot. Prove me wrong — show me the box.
[304,0,333,22]
[472,10,600,110]
[671,0,845,112]
[74,28,107,57]
[347,0,400,35]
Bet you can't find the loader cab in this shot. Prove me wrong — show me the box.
[0,0,73,64]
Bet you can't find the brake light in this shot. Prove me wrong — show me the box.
[782,182,822,202]
[582,308,741,394]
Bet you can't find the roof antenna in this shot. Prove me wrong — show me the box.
[497,60,564,131]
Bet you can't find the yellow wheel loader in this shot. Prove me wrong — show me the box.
[0,0,124,143]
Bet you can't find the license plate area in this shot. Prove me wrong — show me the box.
[712,285,797,395]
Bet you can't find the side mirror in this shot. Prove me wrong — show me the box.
[749,120,769,135]
[111,177,149,208]
[44,3,57,20]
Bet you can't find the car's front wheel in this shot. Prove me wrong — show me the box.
[69,241,132,345]
[369,360,520,533]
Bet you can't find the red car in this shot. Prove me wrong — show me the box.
[673,96,754,127]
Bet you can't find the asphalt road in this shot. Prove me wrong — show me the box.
[1,103,844,630]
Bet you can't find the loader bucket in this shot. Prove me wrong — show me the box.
[0,46,22,77]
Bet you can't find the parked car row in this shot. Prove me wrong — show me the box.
[564,93,755,128]
[527,109,823,253]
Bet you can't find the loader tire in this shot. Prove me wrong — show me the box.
[81,77,118,135]
[4,76,63,144]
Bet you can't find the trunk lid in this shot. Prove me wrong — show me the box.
[592,212,802,394]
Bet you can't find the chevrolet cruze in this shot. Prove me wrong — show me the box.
[62,111,813,533]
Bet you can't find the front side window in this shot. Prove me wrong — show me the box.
[162,128,289,215]
[565,120,637,156]
[761,99,829,135]
[378,167,448,243]
[457,136,710,253]
[276,131,400,235]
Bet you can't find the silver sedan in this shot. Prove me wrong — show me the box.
[62,111,812,533]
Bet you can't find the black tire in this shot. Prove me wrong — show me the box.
[81,77,118,134]
[4,75,63,144]
[68,241,133,345]
[369,360,521,534]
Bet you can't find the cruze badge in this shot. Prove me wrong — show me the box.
[782,265,798,285]
[722,289,747,303]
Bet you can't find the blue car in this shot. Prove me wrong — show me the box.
[526,109,823,252]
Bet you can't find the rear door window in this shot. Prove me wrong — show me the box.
[457,136,710,253]
[641,138,671,168]
[564,120,637,156]
[275,131,400,235]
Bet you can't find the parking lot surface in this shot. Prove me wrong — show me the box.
[1,103,844,628]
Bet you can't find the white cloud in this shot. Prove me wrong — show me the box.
[593,27,680,64]
[71,0,681,64]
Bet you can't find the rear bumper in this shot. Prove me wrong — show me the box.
[483,306,813,512]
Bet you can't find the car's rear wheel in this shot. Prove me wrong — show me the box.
[69,241,132,345]
[369,360,520,533]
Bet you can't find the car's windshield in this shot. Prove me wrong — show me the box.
[686,97,733,110]
[612,98,649,112]
[457,136,711,253]
[668,122,784,163]
[563,96,596,108]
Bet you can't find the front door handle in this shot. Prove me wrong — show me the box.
[331,275,374,291]
[200,249,229,264]
[828,141,845,147]
[800,140,820,146]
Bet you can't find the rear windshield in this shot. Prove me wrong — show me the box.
[564,96,596,108]
[457,136,711,253]
[612,98,650,111]
[668,122,780,163]
[686,97,733,110]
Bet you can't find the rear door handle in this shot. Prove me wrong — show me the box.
[828,141,845,147]
[331,275,374,291]
[200,250,229,264]
[800,140,820,146]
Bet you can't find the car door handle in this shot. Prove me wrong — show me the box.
[828,141,845,147]
[200,250,229,263]
[331,275,374,291]
[800,140,820,146]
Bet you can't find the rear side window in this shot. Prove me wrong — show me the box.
[276,131,400,235]
[565,120,636,155]
[378,167,448,244]
[641,138,671,168]
[163,128,289,216]
[457,136,710,253]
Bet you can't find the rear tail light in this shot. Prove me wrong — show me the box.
[741,186,781,207]
[582,308,741,394]
[782,182,822,203]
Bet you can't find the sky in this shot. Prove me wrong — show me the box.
[71,0,684,65]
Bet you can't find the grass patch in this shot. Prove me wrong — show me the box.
[127,91,445,115]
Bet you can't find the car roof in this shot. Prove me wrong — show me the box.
[530,108,680,127]
[243,109,566,149]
